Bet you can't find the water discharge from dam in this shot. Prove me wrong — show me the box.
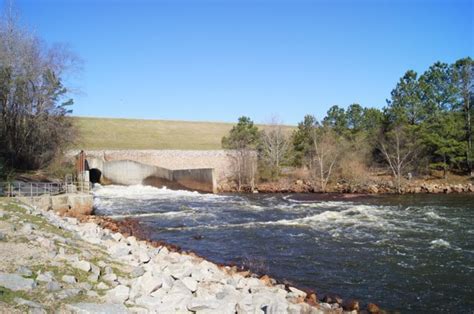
[93,184,474,312]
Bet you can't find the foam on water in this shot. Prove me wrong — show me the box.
[430,239,451,248]
[425,211,446,220]
[93,184,226,201]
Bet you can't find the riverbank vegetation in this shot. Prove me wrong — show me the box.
[0,9,79,179]
[223,58,474,193]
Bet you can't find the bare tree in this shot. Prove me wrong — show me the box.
[309,126,343,192]
[222,117,260,191]
[260,117,289,179]
[227,149,257,191]
[0,6,80,170]
[379,125,418,193]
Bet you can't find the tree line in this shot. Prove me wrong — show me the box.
[222,57,473,192]
[0,9,78,178]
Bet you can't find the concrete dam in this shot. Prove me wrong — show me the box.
[73,150,238,193]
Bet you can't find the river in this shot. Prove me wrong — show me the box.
[92,184,474,313]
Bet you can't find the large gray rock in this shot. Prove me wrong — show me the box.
[56,288,82,300]
[109,244,131,258]
[72,260,91,272]
[102,273,118,283]
[14,297,43,309]
[130,266,145,278]
[36,272,54,283]
[106,284,130,303]
[88,272,99,283]
[65,303,129,314]
[134,295,162,309]
[16,266,33,277]
[167,262,192,279]
[21,223,36,234]
[0,273,36,291]
[96,282,110,290]
[187,297,220,311]
[135,271,167,296]
[181,277,198,292]
[46,281,62,292]
[62,275,77,284]
[160,292,192,312]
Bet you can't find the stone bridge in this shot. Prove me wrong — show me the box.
[71,150,239,193]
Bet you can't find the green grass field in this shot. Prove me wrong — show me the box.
[73,116,295,150]
[73,116,237,150]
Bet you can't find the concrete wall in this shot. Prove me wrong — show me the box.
[77,150,236,186]
[172,168,216,193]
[18,193,94,217]
[102,160,172,186]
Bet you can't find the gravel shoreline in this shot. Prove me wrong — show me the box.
[0,198,379,313]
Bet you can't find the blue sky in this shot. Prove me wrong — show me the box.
[12,0,474,125]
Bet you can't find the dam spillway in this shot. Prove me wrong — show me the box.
[74,150,220,193]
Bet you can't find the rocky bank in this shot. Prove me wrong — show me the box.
[256,178,474,195]
[0,198,379,314]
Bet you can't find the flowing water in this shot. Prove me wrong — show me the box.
[93,184,474,313]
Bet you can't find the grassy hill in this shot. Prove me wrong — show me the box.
[73,116,238,150]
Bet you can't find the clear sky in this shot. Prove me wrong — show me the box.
[11,0,474,125]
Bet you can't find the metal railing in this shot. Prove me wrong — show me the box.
[0,180,91,197]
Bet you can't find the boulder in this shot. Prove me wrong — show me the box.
[88,273,99,283]
[130,266,145,278]
[102,273,118,283]
[187,297,221,311]
[367,303,381,314]
[16,266,33,277]
[109,244,131,258]
[160,292,192,312]
[56,288,82,300]
[259,275,273,287]
[111,232,124,242]
[342,299,360,311]
[288,287,307,299]
[62,275,77,284]
[0,273,36,291]
[14,297,43,309]
[181,277,198,292]
[72,260,91,272]
[265,300,288,313]
[36,272,54,283]
[96,282,110,290]
[21,223,35,234]
[167,262,193,279]
[134,295,162,309]
[106,285,130,304]
[46,281,62,292]
[136,271,165,295]
[321,294,342,305]
[65,303,129,314]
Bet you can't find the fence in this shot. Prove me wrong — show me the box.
[0,180,91,197]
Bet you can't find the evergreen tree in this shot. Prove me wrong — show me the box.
[323,105,348,136]
[452,57,474,176]
[385,70,424,127]
[222,116,260,150]
[291,115,318,167]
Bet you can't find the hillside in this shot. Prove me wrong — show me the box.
[73,117,294,150]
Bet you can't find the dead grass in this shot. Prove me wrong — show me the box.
[72,116,295,150]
